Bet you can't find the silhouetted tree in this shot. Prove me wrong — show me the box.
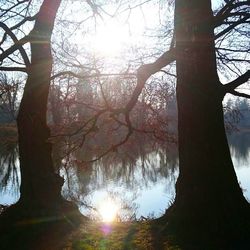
[170,0,250,245]
[0,2,81,242]
[0,74,20,122]
[1,0,249,248]
[129,0,250,247]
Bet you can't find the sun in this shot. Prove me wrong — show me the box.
[92,20,129,56]
[98,199,119,222]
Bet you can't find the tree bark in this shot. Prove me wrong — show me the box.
[164,0,250,246]
[14,0,66,213]
[16,0,63,211]
[0,2,82,248]
[1,0,80,220]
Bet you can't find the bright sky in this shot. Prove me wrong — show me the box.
[56,0,172,69]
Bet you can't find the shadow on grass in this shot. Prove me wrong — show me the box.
[0,201,84,250]
[71,220,173,250]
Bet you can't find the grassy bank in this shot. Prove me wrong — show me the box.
[66,220,180,250]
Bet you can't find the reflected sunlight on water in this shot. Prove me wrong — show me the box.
[1,133,250,220]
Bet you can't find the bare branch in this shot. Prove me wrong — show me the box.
[0,66,27,72]
[0,22,30,66]
[223,70,250,93]
[0,0,30,18]
[0,35,30,63]
[125,48,176,112]
[215,0,250,27]
[215,0,235,17]
[228,90,250,99]
[80,113,133,164]
[215,15,250,39]
[10,14,37,30]
[51,71,136,80]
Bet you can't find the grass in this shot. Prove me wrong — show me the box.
[66,220,181,250]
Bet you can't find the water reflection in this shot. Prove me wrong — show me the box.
[0,138,20,204]
[0,130,250,220]
[228,131,250,163]
[60,136,178,220]
[228,131,250,201]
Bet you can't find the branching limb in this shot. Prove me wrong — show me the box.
[0,0,30,18]
[228,90,250,99]
[0,22,30,66]
[214,0,250,27]
[0,35,30,63]
[51,48,175,164]
[0,66,27,72]
[10,14,37,31]
[51,71,136,80]
[215,15,250,39]
[125,48,176,112]
[80,113,133,164]
[223,70,250,93]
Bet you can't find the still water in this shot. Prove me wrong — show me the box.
[0,131,249,221]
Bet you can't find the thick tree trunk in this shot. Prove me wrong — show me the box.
[16,0,65,212]
[1,0,80,221]
[163,0,250,247]
[0,2,82,248]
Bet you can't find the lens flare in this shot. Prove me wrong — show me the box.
[98,199,119,222]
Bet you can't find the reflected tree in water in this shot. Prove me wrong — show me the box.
[0,140,19,197]
[229,132,250,162]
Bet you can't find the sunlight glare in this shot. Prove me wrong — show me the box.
[98,199,119,222]
[92,20,128,56]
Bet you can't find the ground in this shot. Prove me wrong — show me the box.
[64,220,180,250]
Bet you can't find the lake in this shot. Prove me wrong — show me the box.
[0,131,249,221]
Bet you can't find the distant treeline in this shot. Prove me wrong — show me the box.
[224,98,250,131]
[1,83,249,134]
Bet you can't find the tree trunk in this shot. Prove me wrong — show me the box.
[164,0,250,247]
[0,2,82,248]
[1,0,80,220]
[16,0,64,212]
